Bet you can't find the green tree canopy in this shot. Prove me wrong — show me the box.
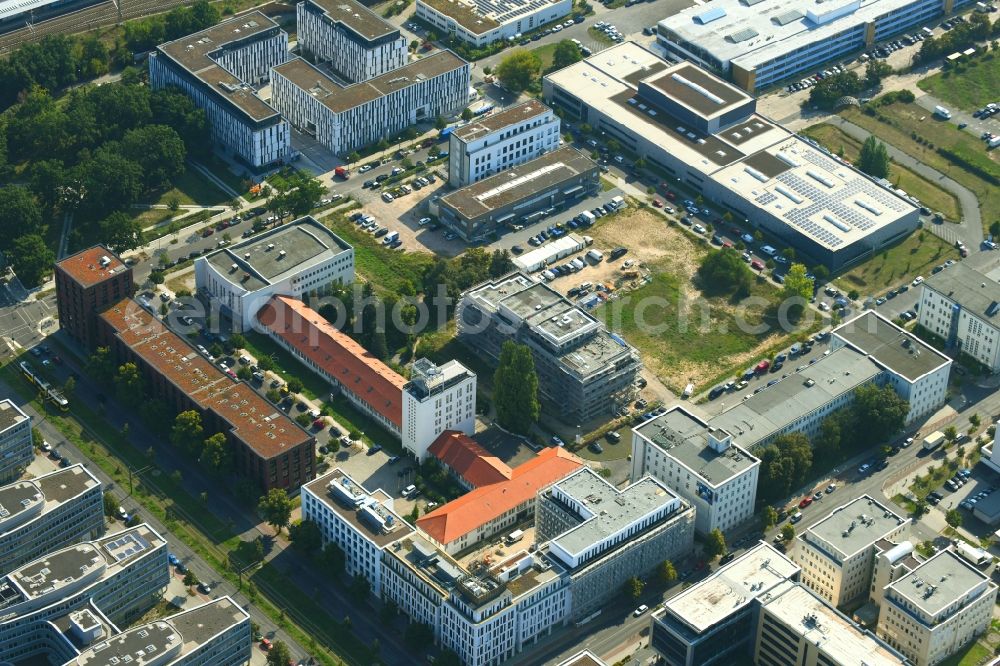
[493,341,540,434]
[171,410,203,449]
[258,488,293,535]
[705,528,727,559]
[657,559,677,585]
[857,135,891,179]
[289,519,323,553]
[494,49,542,93]
[114,362,144,408]
[10,234,54,287]
[781,524,796,542]
[808,71,862,109]
[945,509,962,527]
[852,383,908,442]
[199,432,228,473]
[624,576,644,600]
[763,506,778,530]
[265,641,292,666]
[99,211,144,253]
[120,124,186,187]
[552,40,583,71]
[865,60,892,88]
[696,250,752,298]
[0,185,43,242]
[759,432,813,502]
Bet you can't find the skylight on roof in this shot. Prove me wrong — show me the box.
[694,6,726,23]
[772,10,804,25]
[728,28,759,43]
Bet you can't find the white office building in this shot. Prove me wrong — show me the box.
[402,358,477,460]
[918,263,1000,373]
[831,310,952,424]
[657,0,969,92]
[415,0,572,47]
[271,52,470,156]
[0,464,104,574]
[878,549,997,666]
[196,216,354,331]
[448,99,561,187]
[631,406,759,535]
[0,524,170,665]
[297,0,408,83]
[301,469,412,597]
[793,495,909,607]
[148,12,290,169]
[0,398,32,482]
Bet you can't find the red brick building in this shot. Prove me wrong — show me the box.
[54,246,134,349]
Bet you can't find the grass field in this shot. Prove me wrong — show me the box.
[142,169,230,208]
[841,102,1000,233]
[918,54,1000,111]
[939,640,991,666]
[533,42,560,73]
[834,229,959,294]
[802,123,962,221]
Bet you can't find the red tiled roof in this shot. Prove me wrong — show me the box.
[99,298,311,459]
[416,447,583,546]
[256,296,406,428]
[428,431,511,488]
[56,246,128,288]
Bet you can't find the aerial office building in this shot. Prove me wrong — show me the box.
[630,406,759,535]
[0,524,170,664]
[415,0,572,47]
[148,12,290,169]
[535,469,695,619]
[297,0,408,83]
[0,398,32,483]
[54,245,134,350]
[195,216,355,331]
[543,43,920,270]
[448,100,561,187]
[918,263,1000,373]
[657,0,965,92]
[792,495,909,607]
[402,358,477,460]
[458,272,641,422]
[271,51,470,156]
[0,465,104,574]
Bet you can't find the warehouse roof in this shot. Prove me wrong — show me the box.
[452,99,552,141]
[303,0,400,41]
[55,245,129,288]
[440,146,596,219]
[923,262,1000,323]
[273,51,467,114]
[833,311,950,382]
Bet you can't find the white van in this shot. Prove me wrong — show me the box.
[586,249,604,263]
[402,484,417,498]
[934,105,952,119]
[383,230,399,244]
[505,529,525,545]
[760,245,777,256]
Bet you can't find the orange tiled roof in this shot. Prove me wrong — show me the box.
[416,447,583,546]
[56,246,128,288]
[428,431,511,488]
[256,296,406,428]
[99,298,311,459]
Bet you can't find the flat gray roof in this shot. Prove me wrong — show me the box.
[304,469,412,548]
[452,99,552,142]
[303,0,399,41]
[204,216,352,292]
[634,406,758,487]
[707,347,881,449]
[802,495,907,562]
[833,311,951,382]
[660,542,799,634]
[273,51,467,114]
[642,62,751,119]
[168,597,248,658]
[0,481,43,533]
[886,550,992,619]
[155,11,283,122]
[549,470,678,557]
[440,146,597,219]
[923,263,1000,325]
[0,399,27,432]
[36,464,101,506]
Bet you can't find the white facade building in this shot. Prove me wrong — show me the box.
[297,0,408,83]
[448,99,560,187]
[793,495,909,608]
[148,12,290,170]
[0,464,104,575]
[195,216,354,331]
[0,398,32,483]
[402,358,477,460]
[831,310,952,424]
[630,406,759,535]
[301,469,412,597]
[415,0,572,47]
[271,52,470,156]
[918,263,1000,373]
[878,549,997,666]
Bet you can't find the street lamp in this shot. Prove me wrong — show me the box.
[127,464,153,495]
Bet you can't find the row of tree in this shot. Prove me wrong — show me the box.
[123,0,219,53]
[807,61,891,110]
[0,34,118,111]
[916,12,1000,63]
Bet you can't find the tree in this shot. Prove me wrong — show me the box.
[287,377,304,394]
[99,211,144,252]
[87,347,115,384]
[320,542,345,576]
[552,40,583,70]
[944,425,958,444]
[853,384,908,443]
[103,492,120,517]
[27,159,66,213]
[63,375,76,396]
[349,574,371,600]
[781,524,796,542]
[494,49,542,93]
[461,107,474,121]
[781,263,814,319]
[0,184,42,240]
[945,509,963,528]
[121,124,186,186]
[759,433,813,502]
[266,641,292,666]
[857,135,891,179]
[763,506,778,530]
[809,71,862,109]
[705,528,727,560]
[171,410,203,449]
[657,559,677,585]
[199,432,228,473]
[288,519,323,553]
[10,234,54,287]
[696,250,752,298]
[258,488,293,535]
[114,362,144,408]
[75,148,145,218]
[405,622,434,650]
[865,59,892,88]
[970,413,981,429]
[434,115,447,130]
[624,576,644,600]
[493,341,540,434]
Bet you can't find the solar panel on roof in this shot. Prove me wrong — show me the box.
[743,0,766,5]
[728,28,759,43]
[694,6,726,23]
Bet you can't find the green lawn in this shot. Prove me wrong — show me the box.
[834,229,960,294]
[142,168,230,208]
[918,54,1000,111]
[532,42,559,73]
[939,640,992,666]
[802,123,962,221]
[841,102,1000,233]
[587,27,615,45]
[266,166,313,193]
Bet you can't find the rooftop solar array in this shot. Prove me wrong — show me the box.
[471,0,557,23]
[104,532,150,563]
